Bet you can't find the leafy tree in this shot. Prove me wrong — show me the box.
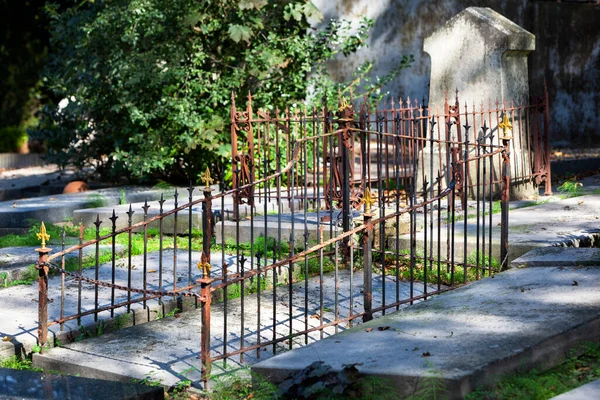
[0,0,57,151]
[33,0,408,182]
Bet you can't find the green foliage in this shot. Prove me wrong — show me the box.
[406,360,447,400]
[0,126,28,152]
[0,272,8,288]
[119,189,127,205]
[466,342,600,400]
[32,0,407,182]
[557,181,584,198]
[1,355,41,372]
[0,0,49,134]
[209,367,278,400]
[133,370,163,387]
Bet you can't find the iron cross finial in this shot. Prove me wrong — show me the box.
[363,188,375,214]
[338,96,349,112]
[201,167,214,189]
[37,222,50,249]
[498,113,513,140]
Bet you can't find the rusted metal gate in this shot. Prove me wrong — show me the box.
[33,89,549,390]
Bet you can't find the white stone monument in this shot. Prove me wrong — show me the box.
[422,7,536,199]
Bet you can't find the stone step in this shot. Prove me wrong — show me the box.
[0,186,172,233]
[253,249,600,399]
[0,367,164,399]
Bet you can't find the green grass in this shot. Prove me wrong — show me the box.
[466,342,600,400]
[379,249,500,286]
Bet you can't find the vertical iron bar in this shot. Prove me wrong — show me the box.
[173,189,179,290]
[501,136,511,270]
[463,113,471,283]
[158,196,164,305]
[303,119,309,345]
[334,233,339,334]
[348,242,354,328]
[543,83,553,196]
[423,179,428,299]
[60,228,65,332]
[77,225,83,325]
[363,212,373,322]
[126,206,134,313]
[142,201,149,309]
[287,234,294,350]
[110,210,117,316]
[188,183,194,285]
[94,215,101,322]
[488,131,494,274]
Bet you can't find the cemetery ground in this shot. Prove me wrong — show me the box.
[1,165,600,399]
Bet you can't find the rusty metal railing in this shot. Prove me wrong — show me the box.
[34,93,519,390]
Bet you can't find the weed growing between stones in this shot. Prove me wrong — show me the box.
[1,354,41,371]
[557,181,584,198]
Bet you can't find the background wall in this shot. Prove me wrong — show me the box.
[313,0,600,147]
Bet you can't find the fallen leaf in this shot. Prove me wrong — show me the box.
[49,198,57,201]
[377,326,391,331]
[2,336,12,342]
[521,288,525,292]
[572,280,579,286]
[11,202,17,208]
[365,327,374,332]
[422,352,431,357]
[148,269,157,273]
[310,314,321,320]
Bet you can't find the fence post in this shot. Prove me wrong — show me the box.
[199,277,213,389]
[499,114,512,271]
[362,189,374,322]
[35,222,51,354]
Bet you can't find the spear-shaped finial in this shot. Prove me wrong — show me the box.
[498,113,513,141]
[201,167,214,189]
[37,222,50,249]
[363,188,375,215]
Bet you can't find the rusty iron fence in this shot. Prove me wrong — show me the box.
[231,87,551,208]
[33,91,549,389]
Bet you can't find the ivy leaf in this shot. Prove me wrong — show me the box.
[239,0,267,10]
[284,4,303,22]
[303,2,323,22]
[249,16,264,30]
[228,24,253,43]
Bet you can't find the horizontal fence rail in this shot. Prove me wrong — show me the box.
[31,90,542,389]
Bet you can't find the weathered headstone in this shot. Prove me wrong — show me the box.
[422,7,536,199]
